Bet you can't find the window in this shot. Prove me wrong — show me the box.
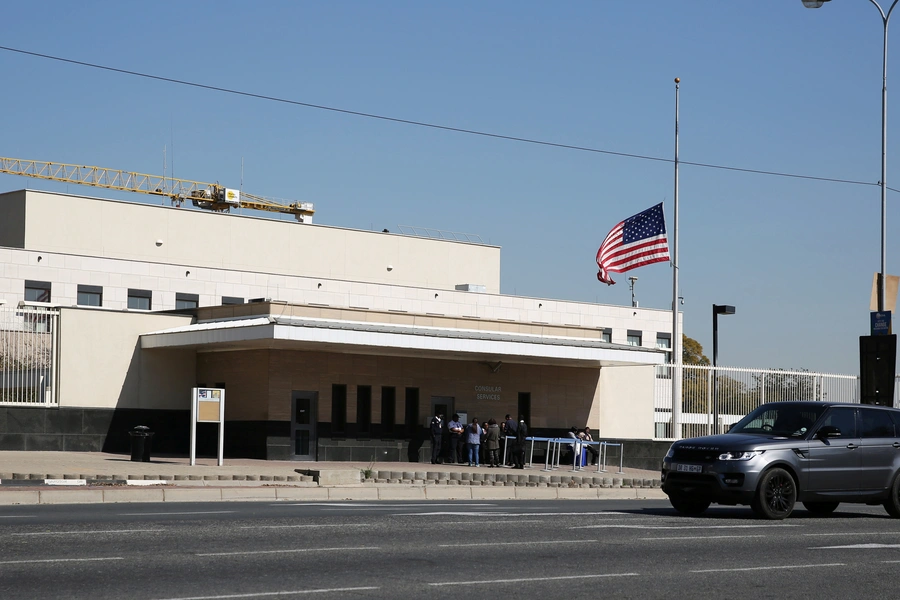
[381,387,396,435]
[600,328,612,344]
[175,292,199,310]
[24,280,51,303]
[655,333,672,378]
[861,408,895,438]
[627,330,642,347]
[331,384,347,435]
[405,387,420,437]
[127,289,152,310]
[222,296,244,305]
[357,385,372,436]
[820,407,857,438]
[656,334,671,352]
[77,284,102,307]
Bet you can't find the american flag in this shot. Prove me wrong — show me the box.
[596,203,670,285]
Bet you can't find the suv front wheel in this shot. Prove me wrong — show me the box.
[669,495,710,516]
[883,472,900,518]
[751,467,796,520]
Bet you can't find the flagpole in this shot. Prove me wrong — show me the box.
[671,77,682,441]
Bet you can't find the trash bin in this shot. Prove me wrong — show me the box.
[128,425,154,462]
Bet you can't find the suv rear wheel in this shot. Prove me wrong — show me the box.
[669,495,710,516]
[751,467,796,520]
[883,472,900,518]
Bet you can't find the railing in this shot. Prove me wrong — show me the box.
[0,306,59,406]
[654,364,860,440]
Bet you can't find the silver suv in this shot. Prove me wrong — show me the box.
[661,401,900,519]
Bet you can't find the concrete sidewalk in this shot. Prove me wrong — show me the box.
[0,451,666,505]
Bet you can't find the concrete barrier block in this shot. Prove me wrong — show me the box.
[103,488,166,503]
[0,490,40,505]
[163,488,224,502]
[39,489,105,504]
[425,486,471,500]
[558,487,600,499]
[515,486,557,499]
[378,487,427,500]
[221,488,278,500]
[470,487,516,500]
[328,487,379,500]
[274,487,329,500]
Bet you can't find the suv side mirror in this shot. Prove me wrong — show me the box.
[817,425,841,439]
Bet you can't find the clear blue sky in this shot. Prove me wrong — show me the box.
[0,1,895,375]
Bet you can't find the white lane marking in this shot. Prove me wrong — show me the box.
[127,480,168,486]
[118,511,236,516]
[239,524,370,529]
[429,573,638,586]
[154,587,380,599]
[642,535,766,541]
[441,539,597,548]
[11,529,161,536]
[580,524,797,530]
[44,479,87,486]
[803,531,900,537]
[0,515,35,518]
[440,519,545,525]
[276,503,496,507]
[197,547,380,557]
[399,511,628,517]
[692,563,844,573]
[811,543,900,549]
[0,557,123,565]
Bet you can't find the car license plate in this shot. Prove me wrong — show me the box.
[675,463,702,473]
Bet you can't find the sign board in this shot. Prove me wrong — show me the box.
[870,273,899,312]
[190,387,225,466]
[871,311,892,336]
[224,188,241,206]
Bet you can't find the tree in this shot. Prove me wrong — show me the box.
[682,334,710,365]
[681,334,710,413]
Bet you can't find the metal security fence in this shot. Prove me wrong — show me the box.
[0,306,59,406]
[654,365,860,440]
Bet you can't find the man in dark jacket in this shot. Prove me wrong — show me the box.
[430,412,444,464]
[504,414,517,466]
[513,417,528,469]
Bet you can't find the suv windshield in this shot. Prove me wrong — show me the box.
[729,403,827,437]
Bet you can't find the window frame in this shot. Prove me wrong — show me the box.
[127,288,152,310]
[76,284,103,307]
[24,280,52,303]
[175,292,199,310]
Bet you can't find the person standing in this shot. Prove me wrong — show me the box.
[485,418,501,467]
[466,418,483,467]
[503,414,517,466]
[447,413,464,464]
[430,412,444,465]
[513,416,528,469]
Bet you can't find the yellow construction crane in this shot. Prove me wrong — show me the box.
[0,156,315,223]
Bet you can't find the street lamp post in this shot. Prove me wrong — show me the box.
[712,304,736,433]
[803,0,900,312]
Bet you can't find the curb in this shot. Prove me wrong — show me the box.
[0,484,668,505]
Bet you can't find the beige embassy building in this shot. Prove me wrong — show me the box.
[0,189,674,463]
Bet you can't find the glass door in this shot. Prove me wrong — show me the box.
[291,391,318,461]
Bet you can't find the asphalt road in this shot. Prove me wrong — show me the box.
[2,499,900,599]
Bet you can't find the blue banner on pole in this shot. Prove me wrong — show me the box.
[871,311,892,336]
